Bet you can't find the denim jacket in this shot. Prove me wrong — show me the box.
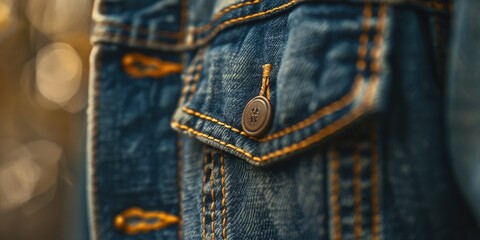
[87,0,478,239]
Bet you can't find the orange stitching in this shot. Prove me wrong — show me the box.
[94,1,298,49]
[177,133,184,239]
[113,207,179,235]
[195,0,295,36]
[182,106,256,139]
[353,3,371,237]
[353,143,363,240]
[330,148,342,240]
[260,64,272,100]
[370,4,387,239]
[185,64,203,101]
[122,53,183,78]
[370,125,380,240]
[220,153,227,240]
[171,81,378,163]
[201,149,208,240]
[371,3,387,86]
[172,73,380,162]
[193,0,262,33]
[179,51,205,106]
[179,63,197,106]
[187,54,205,102]
[172,121,257,160]
[172,0,386,163]
[182,73,363,142]
[190,0,297,47]
[357,2,372,73]
[210,152,216,240]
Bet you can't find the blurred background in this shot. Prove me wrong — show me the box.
[0,0,92,239]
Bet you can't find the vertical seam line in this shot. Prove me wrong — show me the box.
[201,149,209,240]
[177,133,184,239]
[351,2,372,238]
[370,4,388,239]
[356,2,372,82]
[331,147,342,240]
[187,50,205,102]
[220,152,227,240]
[179,51,203,106]
[353,143,363,240]
[370,124,381,240]
[210,152,216,240]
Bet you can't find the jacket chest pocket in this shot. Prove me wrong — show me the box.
[172,2,392,166]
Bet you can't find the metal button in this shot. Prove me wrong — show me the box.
[241,96,272,137]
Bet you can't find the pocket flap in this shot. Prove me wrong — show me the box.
[172,3,392,165]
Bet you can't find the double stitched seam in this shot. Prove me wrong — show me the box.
[352,2,372,238]
[94,0,297,50]
[171,79,379,163]
[330,148,342,240]
[369,3,388,239]
[94,0,262,39]
[370,124,381,240]
[187,51,206,102]
[179,50,206,106]
[192,0,262,34]
[220,153,227,240]
[353,143,363,240]
[181,75,363,143]
[177,133,184,239]
[201,150,209,240]
[94,0,449,44]
[172,80,378,163]
[178,56,198,109]
[182,107,255,140]
[191,1,296,47]
[210,152,216,240]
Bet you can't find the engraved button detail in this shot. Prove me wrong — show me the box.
[242,96,272,137]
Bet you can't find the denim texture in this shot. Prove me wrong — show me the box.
[88,0,477,239]
[88,45,182,240]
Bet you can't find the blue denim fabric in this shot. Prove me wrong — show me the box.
[88,0,478,239]
[88,44,183,240]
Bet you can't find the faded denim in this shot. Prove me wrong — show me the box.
[87,0,478,239]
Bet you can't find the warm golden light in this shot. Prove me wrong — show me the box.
[35,43,83,105]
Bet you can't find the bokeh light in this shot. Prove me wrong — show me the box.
[26,0,91,35]
[0,0,92,239]
[35,43,83,106]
